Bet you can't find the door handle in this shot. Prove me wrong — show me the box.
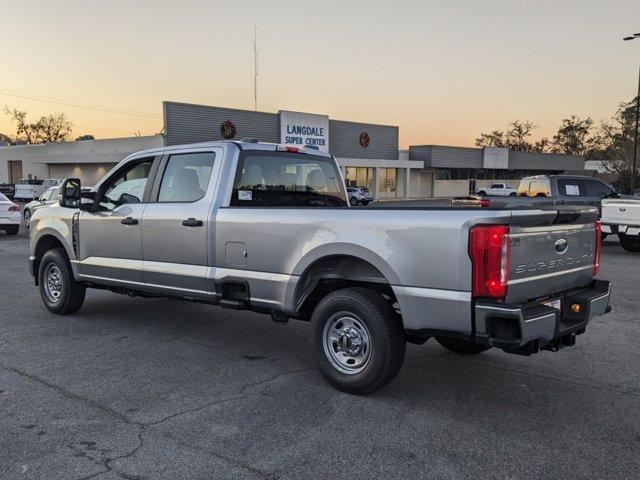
[121,217,139,225]
[182,218,203,227]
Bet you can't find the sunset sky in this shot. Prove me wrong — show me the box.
[0,0,639,148]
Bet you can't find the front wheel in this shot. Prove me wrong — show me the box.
[619,234,640,252]
[38,248,86,314]
[509,192,517,196]
[310,287,406,394]
[23,209,31,228]
[478,191,487,196]
[4,225,19,235]
[436,336,491,354]
[349,197,358,206]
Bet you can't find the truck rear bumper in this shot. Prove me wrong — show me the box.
[474,280,611,354]
[602,223,640,236]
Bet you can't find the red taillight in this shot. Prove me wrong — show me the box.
[8,204,20,212]
[469,225,510,299]
[594,219,602,276]
[285,146,299,153]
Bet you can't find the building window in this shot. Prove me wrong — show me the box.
[378,168,397,197]
[344,167,374,189]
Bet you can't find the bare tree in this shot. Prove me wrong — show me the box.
[550,116,595,156]
[590,99,638,174]
[75,134,95,141]
[3,106,72,144]
[475,120,546,152]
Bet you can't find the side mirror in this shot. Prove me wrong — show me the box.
[60,178,82,208]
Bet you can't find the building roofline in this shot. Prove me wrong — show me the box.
[162,100,399,129]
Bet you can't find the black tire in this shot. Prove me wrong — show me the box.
[601,232,608,241]
[310,287,406,394]
[38,248,86,314]
[4,225,19,235]
[361,201,370,206]
[478,191,487,196]
[436,336,491,354]
[23,208,31,228]
[509,192,517,196]
[619,234,640,252]
[349,197,358,206]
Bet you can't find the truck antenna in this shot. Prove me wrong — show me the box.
[253,26,258,111]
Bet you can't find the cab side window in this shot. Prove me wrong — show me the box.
[557,179,585,197]
[585,180,612,198]
[100,159,154,211]
[528,179,550,197]
[157,152,215,203]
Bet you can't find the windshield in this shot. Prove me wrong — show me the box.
[0,193,8,202]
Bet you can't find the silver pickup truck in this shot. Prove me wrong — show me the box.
[28,140,611,394]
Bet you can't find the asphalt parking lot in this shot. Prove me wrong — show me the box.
[1,218,639,479]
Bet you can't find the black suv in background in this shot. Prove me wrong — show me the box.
[517,175,617,208]
[0,183,15,199]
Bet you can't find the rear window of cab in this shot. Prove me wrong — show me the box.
[231,152,347,207]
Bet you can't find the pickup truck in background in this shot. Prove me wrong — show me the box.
[601,197,640,251]
[14,178,61,201]
[28,140,611,394]
[516,175,617,208]
[477,183,517,196]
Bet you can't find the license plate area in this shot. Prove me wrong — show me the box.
[542,298,562,312]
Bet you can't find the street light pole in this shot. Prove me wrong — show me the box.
[633,62,640,194]
[624,33,640,193]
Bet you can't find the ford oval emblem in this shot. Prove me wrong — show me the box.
[554,238,568,255]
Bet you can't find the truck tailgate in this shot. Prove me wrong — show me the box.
[506,207,599,304]
[602,198,640,227]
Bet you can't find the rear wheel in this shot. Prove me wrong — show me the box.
[436,337,491,354]
[23,209,31,228]
[310,287,406,394]
[38,248,86,314]
[478,190,487,196]
[619,234,640,252]
[4,225,19,235]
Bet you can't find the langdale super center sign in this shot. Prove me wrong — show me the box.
[279,110,329,151]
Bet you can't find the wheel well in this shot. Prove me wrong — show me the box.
[33,235,67,284]
[294,255,397,320]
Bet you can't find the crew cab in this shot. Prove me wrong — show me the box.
[516,175,617,208]
[28,141,611,394]
[601,197,640,252]
[477,183,517,196]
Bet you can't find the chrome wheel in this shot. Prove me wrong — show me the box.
[24,209,31,228]
[322,312,371,374]
[43,264,63,303]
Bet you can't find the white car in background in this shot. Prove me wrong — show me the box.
[14,178,61,201]
[23,186,61,228]
[0,193,20,235]
[477,183,517,196]
[346,186,374,206]
[601,196,640,252]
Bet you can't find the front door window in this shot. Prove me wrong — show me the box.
[99,160,153,210]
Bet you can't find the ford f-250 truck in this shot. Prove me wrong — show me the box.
[28,140,611,394]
